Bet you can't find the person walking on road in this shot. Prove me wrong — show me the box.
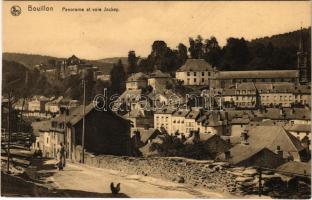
[60,143,66,168]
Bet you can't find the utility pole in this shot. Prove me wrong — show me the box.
[81,79,86,163]
[7,91,12,173]
[258,167,262,197]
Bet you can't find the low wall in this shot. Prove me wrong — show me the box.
[82,152,242,194]
[80,152,311,198]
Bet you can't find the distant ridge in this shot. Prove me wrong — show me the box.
[250,27,311,50]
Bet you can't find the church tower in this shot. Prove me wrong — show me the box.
[297,26,308,84]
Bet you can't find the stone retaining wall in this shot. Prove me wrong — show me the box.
[80,152,311,198]
[82,152,245,194]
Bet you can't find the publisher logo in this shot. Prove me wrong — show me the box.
[11,5,21,16]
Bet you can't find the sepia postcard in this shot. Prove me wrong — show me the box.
[1,0,311,198]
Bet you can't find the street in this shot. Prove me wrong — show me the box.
[37,159,235,198]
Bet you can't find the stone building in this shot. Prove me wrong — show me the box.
[154,107,176,134]
[126,72,148,90]
[221,82,258,108]
[218,125,306,166]
[148,70,172,91]
[65,103,132,161]
[176,59,216,86]
[214,70,299,88]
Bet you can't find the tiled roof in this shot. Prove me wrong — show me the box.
[149,70,171,78]
[154,107,176,114]
[231,118,250,125]
[196,111,224,127]
[293,84,311,94]
[127,72,148,82]
[184,133,216,144]
[284,124,311,133]
[262,108,311,120]
[218,125,304,164]
[136,128,161,144]
[119,89,142,101]
[177,59,214,72]
[277,161,311,176]
[172,109,190,117]
[216,70,299,79]
[185,110,201,119]
[235,82,257,91]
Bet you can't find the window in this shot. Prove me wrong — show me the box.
[187,72,190,76]
[202,72,205,76]
[46,137,49,144]
[208,72,211,76]
[194,78,197,83]
[202,78,204,83]
[194,72,197,76]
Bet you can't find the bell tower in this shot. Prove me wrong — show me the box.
[297,26,308,84]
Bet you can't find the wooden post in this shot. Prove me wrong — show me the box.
[258,167,262,197]
[7,91,11,173]
[82,79,86,163]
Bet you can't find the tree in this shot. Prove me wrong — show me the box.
[203,36,222,68]
[127,50,137,74]
[189,35,204,59]
[220,37,251,70]
[110,59,126,94]
[177,43,188,64]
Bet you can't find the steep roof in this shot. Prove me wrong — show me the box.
[127,72,148,82]
[149,70,171,78]
[221,126,304,164]
[284,124,311,133]
[119,89,142,101]
[136,128,161,144]
[177,59,214,72]
[216,70,299,79]
[293,84,311,94]
[184,133,217,145]
[262,108,311,120]
[235,82,257,91]
[185,110,201,119]
[154,106,176,114]
[172,109,190,117]
[277,161,311,176]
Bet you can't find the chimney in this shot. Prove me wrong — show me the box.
[275,145,283,158]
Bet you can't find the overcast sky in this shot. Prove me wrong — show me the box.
[3,1,311,60]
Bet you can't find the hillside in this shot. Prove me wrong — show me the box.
[2,52,128,74]
[2,53,62,70]
[250,27,311,50]
[95,57,128,64]
[2,60,61,97]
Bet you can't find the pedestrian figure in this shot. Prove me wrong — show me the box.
[60,143,66,168]
[56,149,63,171]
